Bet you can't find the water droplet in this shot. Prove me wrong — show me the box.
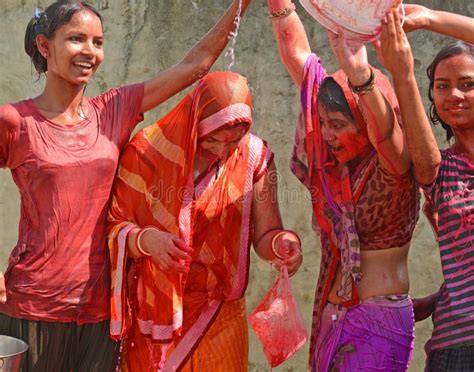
[224,0,243,70]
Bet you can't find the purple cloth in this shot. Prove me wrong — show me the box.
[312,296,414,371]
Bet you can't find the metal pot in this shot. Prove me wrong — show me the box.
[0,335,28,372]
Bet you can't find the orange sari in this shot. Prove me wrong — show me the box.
[108,72,272,371]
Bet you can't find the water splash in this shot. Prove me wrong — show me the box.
[224,0,243,70]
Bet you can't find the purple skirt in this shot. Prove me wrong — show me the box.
[312,296,414,372]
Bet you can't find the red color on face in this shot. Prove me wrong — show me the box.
[434,54,474,130]
[319,105,371,164]
[336,131,371,163]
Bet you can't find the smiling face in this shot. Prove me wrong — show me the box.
[38,10,104,86]
[197,122,249,163]
[433,53,474,131]
[319,104,371,164]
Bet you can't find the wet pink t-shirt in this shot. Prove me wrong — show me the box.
[0,83,144,323]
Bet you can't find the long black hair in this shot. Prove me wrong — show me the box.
[24,0,103,74]
[427,41,474,142]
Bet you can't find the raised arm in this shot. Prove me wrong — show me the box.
[329,30,410,174]
[140,0,251,113]
[375,11,441,185]
[251,161,303,276]
[267,0,311,87]
[403,4,474,44]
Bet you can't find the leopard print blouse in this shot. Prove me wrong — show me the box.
[355,157,420,250]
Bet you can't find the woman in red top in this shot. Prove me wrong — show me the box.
[0,0,251,371]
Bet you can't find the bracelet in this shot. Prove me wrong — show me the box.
[135,227,156,257]
[271,229,302,259]
[269,3,296,19]
[348,67,376,96]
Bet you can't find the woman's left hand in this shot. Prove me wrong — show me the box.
[273,232,303,277]
[373,10,415,78]
[327,28,371,86]
[402,4,432,33]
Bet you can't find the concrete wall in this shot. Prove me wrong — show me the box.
[1,1,472,370]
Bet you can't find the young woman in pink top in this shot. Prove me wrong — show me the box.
[0,0,251,370]
[376,5,474,371]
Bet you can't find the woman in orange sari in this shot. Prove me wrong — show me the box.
[107,71,303,371]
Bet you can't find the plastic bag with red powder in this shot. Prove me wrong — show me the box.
[248,267,308,368]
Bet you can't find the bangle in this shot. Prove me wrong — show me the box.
[135,227,156,257]
[271,230,302,259]
[349,67,376,96]
[269,3,296,19]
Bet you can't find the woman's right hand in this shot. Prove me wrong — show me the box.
[413,293,437,322]
[373,10,414,78]
[140,229,193,275]
[0,271,6,303]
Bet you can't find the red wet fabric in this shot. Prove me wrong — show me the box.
[248,268,307,368]
[0,83,144,323]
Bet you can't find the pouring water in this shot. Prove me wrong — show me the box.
[225,0,243,70]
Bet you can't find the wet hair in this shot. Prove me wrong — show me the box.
[24,1,103,74]
[317,77,354,122]
[427,41,474,142]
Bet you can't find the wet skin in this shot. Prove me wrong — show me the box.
[329,245,410,304]
[39,10,104,87]
[33,10,104,126]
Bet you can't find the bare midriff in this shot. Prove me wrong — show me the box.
[328,243,410,305]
